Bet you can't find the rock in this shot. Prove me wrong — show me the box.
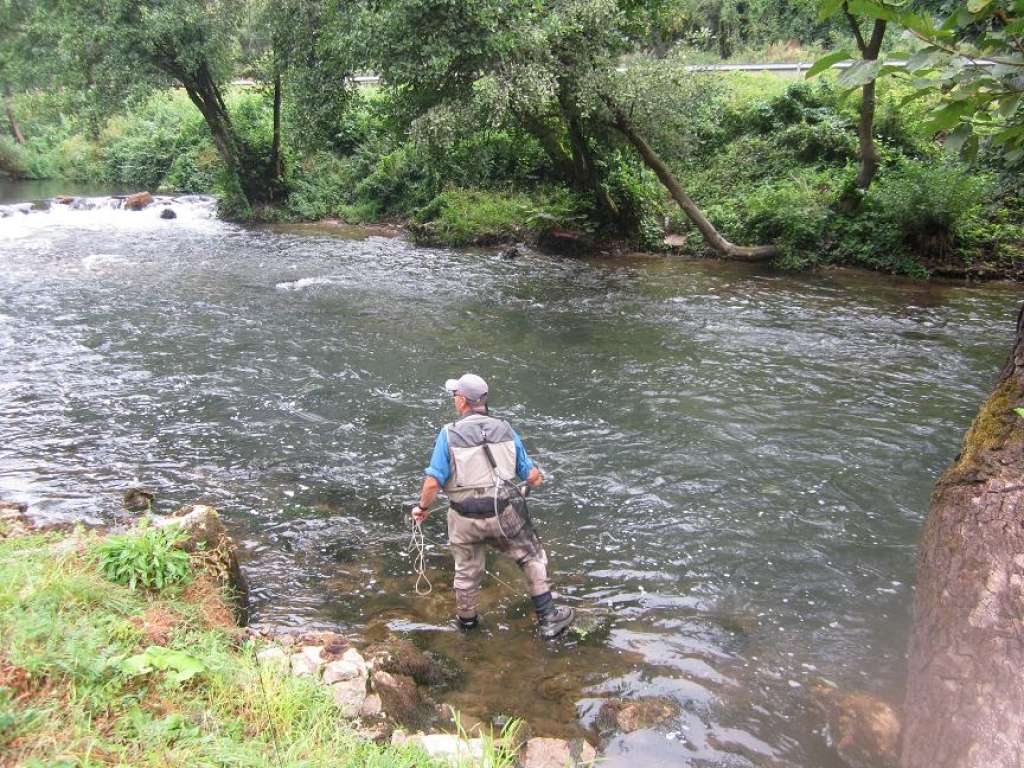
[160,208,176,220]
[501,245,523,260]
[405,733,485,763]
[256,646,290,676]
[54,196,74,205]
[323,656,366,684]
[359,693,383,719]
[597,696,680,734]
[536,228,593,258]
[290,646,325,678]
[0,501,28,522]
[123,487,154,512]
[123,191,153,211]
[812,684,900,768]
[332,676,368,718]
[365,638,461,688]
[154,504,248,615]
[520,737,597,768]
[372,670,438,731]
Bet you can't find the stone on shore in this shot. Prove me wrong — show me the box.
[323,648,368,684]
[123,191,153,210]
[290,646,325,678]
[372,670,438,731]
[520,737,597,768]
[359,692,383,718]
[332,676,368,717]
[256,646,290,675]
[0,501,28,521]
[399,733,486,763]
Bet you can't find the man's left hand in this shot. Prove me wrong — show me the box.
[411,505,429,524]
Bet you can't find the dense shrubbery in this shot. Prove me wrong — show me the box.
[6,71,1023,276]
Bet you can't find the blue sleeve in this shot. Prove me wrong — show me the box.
[513,431,535,481]
[425,428,451,486]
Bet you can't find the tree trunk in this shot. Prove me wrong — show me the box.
[3,84,26,145]
[517,109,577,183]
[902,302,1024,768]
[271,72,283,183]
[611,113,778,261]
[844,10,885,192]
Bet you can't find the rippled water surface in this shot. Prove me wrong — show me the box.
[1,194,1020,766]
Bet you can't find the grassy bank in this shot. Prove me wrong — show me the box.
[0,521,451,767]
[4,74,1023,278]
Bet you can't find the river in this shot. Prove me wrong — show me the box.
[1,192,1019,766]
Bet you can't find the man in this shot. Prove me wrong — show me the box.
[411,373,575,639]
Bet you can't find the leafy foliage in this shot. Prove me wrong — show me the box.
[116,645,206,685]
[94,523,192,591]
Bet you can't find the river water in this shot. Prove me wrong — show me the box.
[1,193,1019,766]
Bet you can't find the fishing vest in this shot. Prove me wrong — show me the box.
[444,413,518,516]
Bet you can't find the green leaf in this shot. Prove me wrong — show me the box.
[945,122,973,152]
[818,0,846,21]
[967,0,993,13]
[837,59,884,87]
[1014,408,1024,418]
[806,49,852,78]
[925,100,972,131]
[900,11,937,37]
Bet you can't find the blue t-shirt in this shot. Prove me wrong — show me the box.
[424,425,535,486]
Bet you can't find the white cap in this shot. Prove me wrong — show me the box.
[444,373,489,402]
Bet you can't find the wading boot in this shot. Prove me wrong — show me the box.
[457,615,479,631]
[537,605,575,639]
[532,591,575,639]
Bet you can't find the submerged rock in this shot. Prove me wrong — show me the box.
[372,669,438,731]
[812,683,900,768]
[597,697,680,733]
[123,487,154,512]
[520,737,597,768]
[365,637,461,688]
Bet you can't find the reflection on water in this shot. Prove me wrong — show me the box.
[0,192,1020,766]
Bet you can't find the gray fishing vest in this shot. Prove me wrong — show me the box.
[444,413,518,515]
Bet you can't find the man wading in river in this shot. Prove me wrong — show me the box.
[410,373,575,639]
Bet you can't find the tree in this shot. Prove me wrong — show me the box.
[902,303,1024,768]
[46,0,283,209]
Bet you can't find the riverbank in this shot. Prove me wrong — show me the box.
[0,503,604,767]
[6,73,1024,281]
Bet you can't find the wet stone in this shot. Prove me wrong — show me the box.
[520,737,598,768]
[160,208,177,220]
[365,637,461,688]
[812,683,900,768]
[597,697,680,734]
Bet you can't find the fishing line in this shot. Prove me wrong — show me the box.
[408,518,432,595]
[250,642,285,765]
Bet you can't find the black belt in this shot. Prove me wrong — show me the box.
[451,497,510,518]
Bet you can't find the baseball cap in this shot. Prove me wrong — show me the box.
[444,373,489,402]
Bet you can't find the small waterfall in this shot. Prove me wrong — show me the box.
[0,193,217,220]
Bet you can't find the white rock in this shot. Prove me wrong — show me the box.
[324,658,366,684]
[342,647,366,667]
[521,737,598,768]
[256,647,289,675]
[332,677,368,718]
[359,693,383,718]
[408,734,485,763]
[290,651,321,678]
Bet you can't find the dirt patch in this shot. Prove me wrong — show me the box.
[0,657,49,705]
[182,574,239,631]
[129,607,182,646]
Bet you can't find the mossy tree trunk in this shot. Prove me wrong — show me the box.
[902,302,1024,768]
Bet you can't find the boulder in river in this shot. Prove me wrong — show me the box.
[160,208,177,220]
[123,191,153,210]
[520,736,598,768]
[54,196,74,205]
[123,487,154,512]
[812,683,900,768]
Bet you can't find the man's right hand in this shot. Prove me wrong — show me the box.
[411,505,429,524]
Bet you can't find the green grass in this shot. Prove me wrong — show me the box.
[0,528,511,767]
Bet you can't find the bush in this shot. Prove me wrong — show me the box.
[740,171,834,268]
[94,523,192,591]
[0,136,30,177]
